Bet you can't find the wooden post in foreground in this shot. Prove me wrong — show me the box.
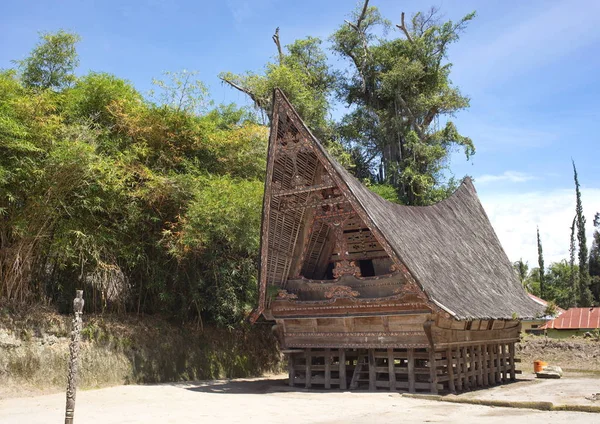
[65,290,84,424]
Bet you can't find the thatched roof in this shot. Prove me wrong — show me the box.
[274,90,542,320]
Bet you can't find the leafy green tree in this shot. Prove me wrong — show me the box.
[573,161,593,306]
[15,30,81,90]
[220,34,335,136]
[331,2,475,205]
[545,261,578,309]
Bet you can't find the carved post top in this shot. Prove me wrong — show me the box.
[74,290,84,314]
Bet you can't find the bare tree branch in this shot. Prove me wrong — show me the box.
[345,0,372,96]
[219,76,263,109]
[396,12,414,43]
[356,0,370,29]
[272,27,283,65]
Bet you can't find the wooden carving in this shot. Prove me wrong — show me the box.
[65,290,84,424]
[324,285,360,299]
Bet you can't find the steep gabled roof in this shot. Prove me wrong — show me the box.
[258,89,542,320]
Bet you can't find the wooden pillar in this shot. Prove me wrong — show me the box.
[339,349,347,390]
[368,349,376,391]
[446,348,456,394]
[482,344,489,386]
[460,346,468,390]
[288,353,295,387]
[476,345,483,387]
[407,348,415,393]
[324,348,331,389]
[387,348,396,391]
[429,348,439,395]
[456,347,463,392]
[509,343,516,381]
[65,290,84,424]
[500,344,506,383]
[305,349,312,389]
[489,345,497,385]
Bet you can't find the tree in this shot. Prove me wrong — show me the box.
[220,34,335,137]
[590,212,600,303]
[573,161,593,306]
[513,259,529,287]
[15,30,81,90]
[537,227,545,299]
[568,216,578,306]
[331,1,475,205]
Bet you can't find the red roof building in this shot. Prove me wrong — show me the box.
[542,307,600,330]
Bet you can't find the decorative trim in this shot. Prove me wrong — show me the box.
[324,285,360,299]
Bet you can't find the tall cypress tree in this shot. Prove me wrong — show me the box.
[537,227,545,299]
[573,161,593,306]
[569,216,578,307]
[589,213,600,303]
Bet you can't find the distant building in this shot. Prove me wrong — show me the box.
[521,293,565,333]
[541,307,600,338]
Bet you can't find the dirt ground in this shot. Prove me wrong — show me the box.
[517,335,600,373]
[1,375,599,424]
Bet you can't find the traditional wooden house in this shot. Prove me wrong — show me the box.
[252,89,542,394]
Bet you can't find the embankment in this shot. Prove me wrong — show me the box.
[0,304,281,398]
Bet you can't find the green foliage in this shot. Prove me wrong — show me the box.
[537,227,546,299]
[513,259,529,286]
[0,33,269,326]
[15,30,81,90]
[572,161,593,306]
[331,4,475,205]
[365,182,401,204]
[589,213,600,304]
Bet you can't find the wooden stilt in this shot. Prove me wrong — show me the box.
[482,344,489,386]
[288,353,295,387]
[349,352,364,389]
[509,343,516,381]
[305,349,312,389]
[324,348,331,389]
[460,346,468,390]
[339,349,347,390]
[489,345,497,385]
[387,348,396,391]
[447,348,456,394]
[500,344,506,383]
[368,349,376,391]
[476,345,483,387]
[456,347,463,392]
[429,348,439,394]
[407,348,415,393]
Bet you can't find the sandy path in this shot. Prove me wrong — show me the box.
[0,377,597,424]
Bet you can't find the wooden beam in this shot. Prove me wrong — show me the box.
[339,349,347,390]
[368,349,376,391]
[387,348,396,391]
[408,348,416,393]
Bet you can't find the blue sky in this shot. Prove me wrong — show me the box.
[1,0,599,266]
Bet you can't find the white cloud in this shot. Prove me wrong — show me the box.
[479,187,600,267]
[476,171,536,184]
